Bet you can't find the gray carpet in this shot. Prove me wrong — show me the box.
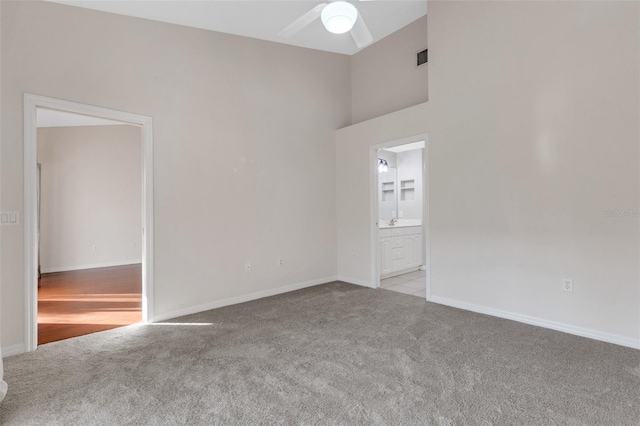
[1,282,639,425]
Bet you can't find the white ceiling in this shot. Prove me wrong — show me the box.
[45,0,428,55]
[37,108,131,128]
[384,140,424,153]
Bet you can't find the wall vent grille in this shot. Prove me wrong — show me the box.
[417,49,428,67]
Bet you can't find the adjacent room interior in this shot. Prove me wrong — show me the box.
[35,108,143,345]
[0,0,639,424]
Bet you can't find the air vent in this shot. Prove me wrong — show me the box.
[417,49,428,67]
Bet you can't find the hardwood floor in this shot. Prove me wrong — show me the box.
[38,264,142,345]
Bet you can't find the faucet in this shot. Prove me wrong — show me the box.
[389,218,397,226]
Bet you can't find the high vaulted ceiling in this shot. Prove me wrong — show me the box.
[45,1,428,55]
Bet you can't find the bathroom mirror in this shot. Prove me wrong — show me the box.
[377,145,425,226]
[378,167,397,222]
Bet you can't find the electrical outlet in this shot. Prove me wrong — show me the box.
[562,279,573,292]
[244,262,251,272]
[92,245,98,252]
[278,258,284,267]
[130,242,137,249]
[353,252,358,261]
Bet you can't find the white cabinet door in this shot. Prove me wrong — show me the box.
[412,235,422,267]
[380,238,393,275]
[403,236,414,269]
[380,227,423,277]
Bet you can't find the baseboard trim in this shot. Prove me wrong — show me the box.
[153,276,338,322]
[430,295,640,350]
[2,343,26,358]
[336,276,375,288]
[41,260,142,274]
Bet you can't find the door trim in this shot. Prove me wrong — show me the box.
[23,94,155,352]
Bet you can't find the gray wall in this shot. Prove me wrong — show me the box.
[37,125,142,272]
[351,15,427,124]
[1,1,351,350]
[428,0,639,343]
[337,1,639,346]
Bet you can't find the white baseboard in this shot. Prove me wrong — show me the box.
[41,260,142,274]
[336,276,375,288]
[1,343,26,358]
[153,276,338,322]
[430,295,640,350]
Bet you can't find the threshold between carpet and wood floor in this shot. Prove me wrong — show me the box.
[2,281,639,424]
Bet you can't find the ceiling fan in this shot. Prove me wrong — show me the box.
[277,1,374,49]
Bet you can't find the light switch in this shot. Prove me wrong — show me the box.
[1,211,20,226]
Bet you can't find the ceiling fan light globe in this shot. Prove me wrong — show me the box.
[321,1,358,34]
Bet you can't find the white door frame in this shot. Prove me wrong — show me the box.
[23,93,155,352]
[369,133,430,300]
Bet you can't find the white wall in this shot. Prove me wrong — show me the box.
[37,125,142,272]
[397,148,423,221]
[427,0,639,347]
[351,15,427,124]
[338,1,640,348]
[0,0,6,383]
[1,1,351,352]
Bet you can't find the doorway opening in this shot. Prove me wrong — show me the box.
[24,94,154,351]
[370,134,429,299]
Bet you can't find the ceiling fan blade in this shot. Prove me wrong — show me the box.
[350,14,373,49]
[277,3,328,38]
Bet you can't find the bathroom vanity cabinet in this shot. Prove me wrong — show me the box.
[379,226,422,278]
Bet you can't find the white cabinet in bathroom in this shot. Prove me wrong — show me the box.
[380,238,393,275]
[379,226,422,278]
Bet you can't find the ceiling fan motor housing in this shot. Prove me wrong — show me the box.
[321,1,358,34]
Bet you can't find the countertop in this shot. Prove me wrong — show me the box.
[379,220,422,229]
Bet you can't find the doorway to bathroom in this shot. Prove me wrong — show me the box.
[371,134,429,299]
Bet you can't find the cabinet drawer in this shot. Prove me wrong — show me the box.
[379,229,394,238]
[392,238,404,248]
[391,247,404,260]
[399,226,422,236]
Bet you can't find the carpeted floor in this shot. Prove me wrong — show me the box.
[1,281,639,425]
